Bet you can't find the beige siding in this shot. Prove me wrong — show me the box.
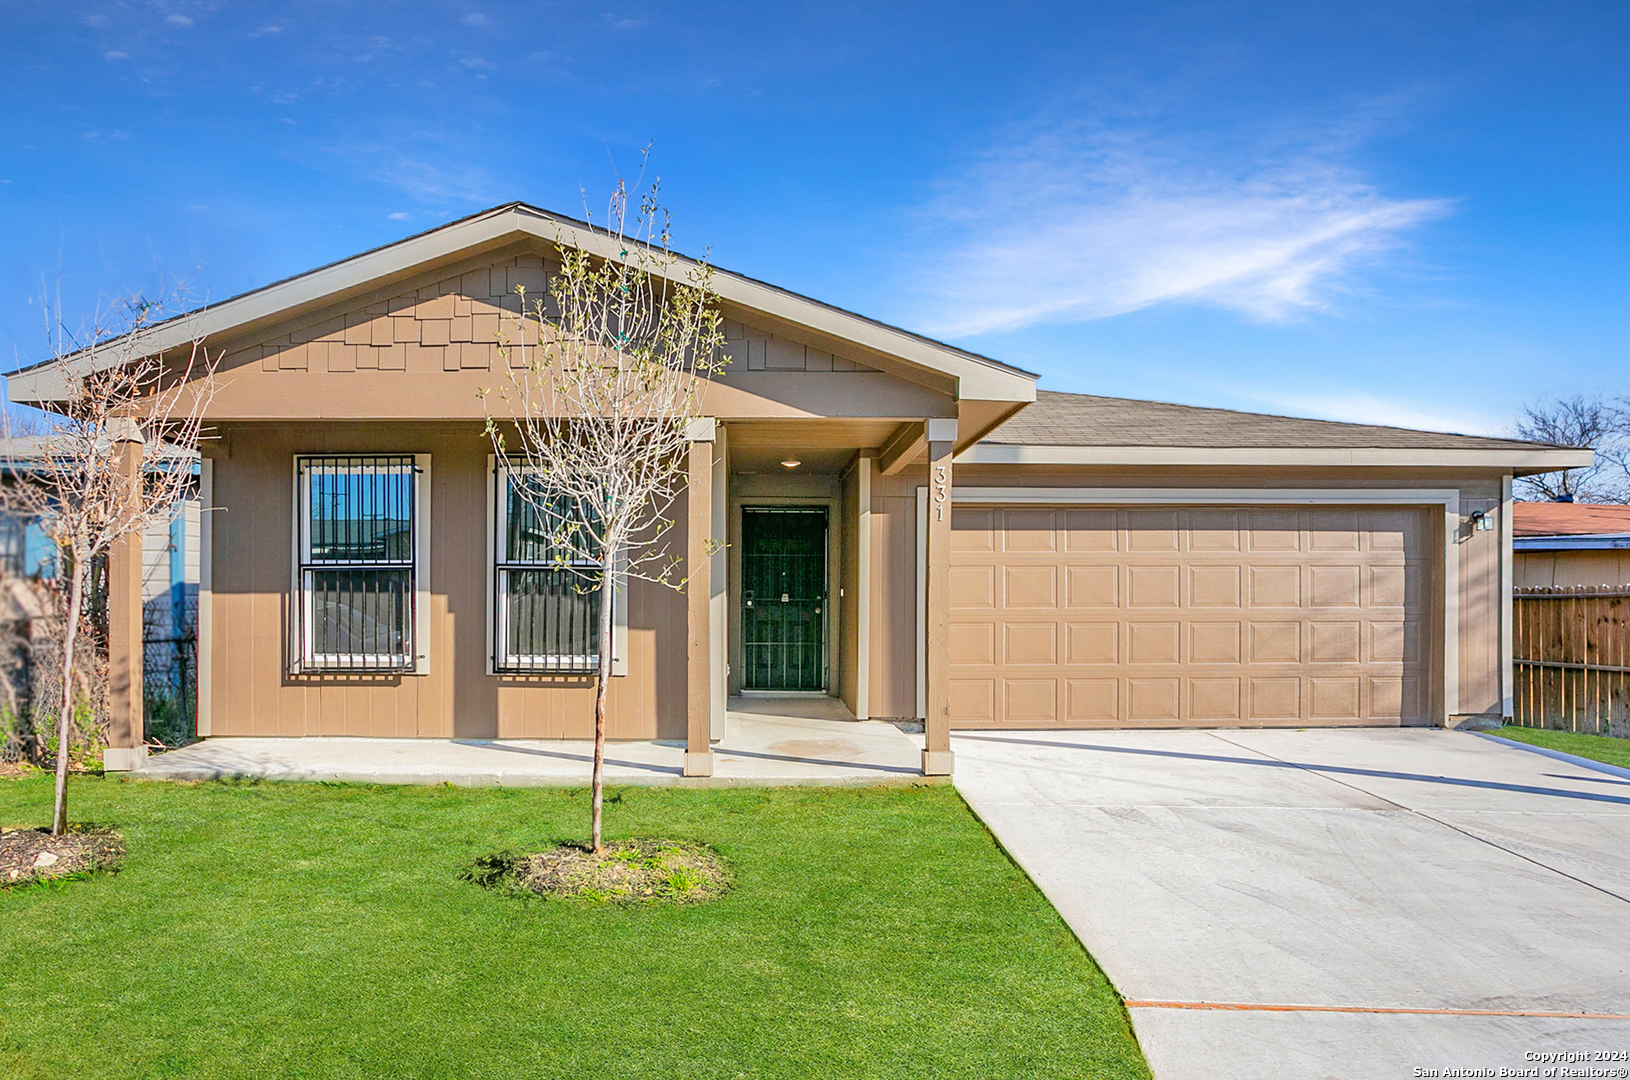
[1516,550,1630,589]
[207,421,686,739]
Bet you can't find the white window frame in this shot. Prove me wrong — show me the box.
[487,457,627,677]
[291,453,431,676]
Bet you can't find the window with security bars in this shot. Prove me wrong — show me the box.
[493,466,604,673]
[296,455,421,672]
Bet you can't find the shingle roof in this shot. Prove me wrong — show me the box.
[983,390,1566,452]
[1513,502,1630,537]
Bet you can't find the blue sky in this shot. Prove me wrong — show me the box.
[2,1,1625,435]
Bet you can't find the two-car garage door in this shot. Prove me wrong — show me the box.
[949,505,1432,728]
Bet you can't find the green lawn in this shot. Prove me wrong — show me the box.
[0,775,1149,1079]
[1492,725,1630,770]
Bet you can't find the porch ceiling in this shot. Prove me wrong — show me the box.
[726,419,900,474]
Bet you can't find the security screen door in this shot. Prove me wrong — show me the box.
[741,507,828,691]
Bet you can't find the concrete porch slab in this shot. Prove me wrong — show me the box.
[140,698,925,786]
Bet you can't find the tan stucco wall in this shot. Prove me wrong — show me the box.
[1516,550,1630,588]
[206,421,687,739]
[861,465,1510,722]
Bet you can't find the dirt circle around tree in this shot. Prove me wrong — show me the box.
[464,838,731,904]
[1,825,125,888]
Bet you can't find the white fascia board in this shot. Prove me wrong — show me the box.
[959,443,1596,472]
[11,205,1038,407]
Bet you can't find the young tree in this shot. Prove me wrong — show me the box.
[1512,393,1630,502]
[485,174,724,853]
[4,296,215,834]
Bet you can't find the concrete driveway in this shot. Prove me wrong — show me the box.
[953,728,1630,1080]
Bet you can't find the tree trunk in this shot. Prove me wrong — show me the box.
[51,563,84,836]
[590,554,616,855]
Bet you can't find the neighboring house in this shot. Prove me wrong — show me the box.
[1513,502,1630,588]
[5,203,1591,774]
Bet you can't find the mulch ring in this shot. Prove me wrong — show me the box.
[465,838,730,904]
[0,762,38,780]
[0,826,125,888]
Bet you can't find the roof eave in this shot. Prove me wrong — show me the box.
[958,444,1597,471]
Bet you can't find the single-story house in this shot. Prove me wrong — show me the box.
[6,203,1591,774]
[1513,502,1630,588]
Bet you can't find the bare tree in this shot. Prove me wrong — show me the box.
[1512,393,1630,503]
[3,295,215,834]
[484,172,724,853]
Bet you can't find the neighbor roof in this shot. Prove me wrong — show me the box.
[1513,502,1630,538]
[962,391,1594,474]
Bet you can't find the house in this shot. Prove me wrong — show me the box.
[1513,502,1630,588]
[5,203,1591,774]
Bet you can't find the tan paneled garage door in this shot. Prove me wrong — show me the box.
[949,506,1432,728]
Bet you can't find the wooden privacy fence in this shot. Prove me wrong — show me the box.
[1513,586,1630,736]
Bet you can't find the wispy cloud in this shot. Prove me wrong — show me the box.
[166,14,193,27]
[461,12,488,26]
[1224,386,1504,437]
[909,119,1450,338]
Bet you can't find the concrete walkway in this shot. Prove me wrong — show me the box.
[142,696,923,786]
[952,728,1630,1080]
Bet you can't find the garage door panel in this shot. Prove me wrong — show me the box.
[1189,677,1242,720]
[1247,510,1302,551]
[951,509,996,551]
[1067,622,1118,664]
[949,679,996,724]
[1250,565,1302,606]
[1128,622,1181,664]
[1066,565,1119,607]
[1003,622,1058,665]
[951,504,1431,729]
[1249,677,1303,720]
[1065,510,1119,551]
[1129,564,1181,607]
[1310,564,1362,607]
[1190,564,1243,606]
[1003,565,1058,608]
[1128,678,1181,721]
[1002,509,1058,551]
[1310,621,1361,663]
[1066,678,1118,721]
[1126,510,1180,550]
[1188,510,1243,550]
[1311,677,1362,720]
[1004,679,1058,723]
[950,622,995,665]
[1189,622,1242,664]
[951,565,996,609]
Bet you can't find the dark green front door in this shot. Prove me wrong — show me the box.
[741,507,827,691]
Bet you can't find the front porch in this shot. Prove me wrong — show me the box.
[139,697,924,786]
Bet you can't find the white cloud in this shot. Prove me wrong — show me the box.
[1227,387,1504,437]
[909,120,1450,338]
[103,50,131,60]
[461,12,487,26]
[166,13,193,27]
[388,212,413,221]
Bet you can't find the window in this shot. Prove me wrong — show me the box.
[491,464,607,673]
[295,455,427,673]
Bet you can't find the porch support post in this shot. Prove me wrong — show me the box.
[684,418,716,777]
[922,418,956,776]
[104,421,146,772]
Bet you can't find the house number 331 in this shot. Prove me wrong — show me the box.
[934,465,949,521]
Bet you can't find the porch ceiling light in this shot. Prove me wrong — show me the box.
[780,459,801,469]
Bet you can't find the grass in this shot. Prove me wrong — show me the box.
[1491,725,1630,770]
[0,775,1149,1079]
